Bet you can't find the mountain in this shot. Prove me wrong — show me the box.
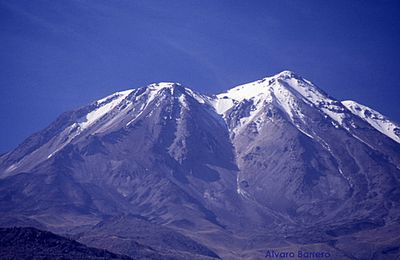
[1,71,399,259]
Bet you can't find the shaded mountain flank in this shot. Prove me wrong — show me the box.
[0,227,130,259]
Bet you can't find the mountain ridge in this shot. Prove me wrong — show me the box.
[1,70,399,259]
[2,70,399,174]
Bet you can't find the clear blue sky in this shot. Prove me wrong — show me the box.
[1,0,400,153]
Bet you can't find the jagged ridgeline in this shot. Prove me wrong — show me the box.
[1,71,399,259]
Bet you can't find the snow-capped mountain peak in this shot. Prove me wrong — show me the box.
[275,69,301,79]
[147,82,182,92]
[212,71,348,134]
[215,70,299,103]
[213,70,332,113]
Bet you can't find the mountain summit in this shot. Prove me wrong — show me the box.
[1,71,399,259]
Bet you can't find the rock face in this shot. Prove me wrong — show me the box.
[1,71,399,259]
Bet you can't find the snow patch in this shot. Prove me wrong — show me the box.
[80,90,133,131]
[342,100,400,143]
